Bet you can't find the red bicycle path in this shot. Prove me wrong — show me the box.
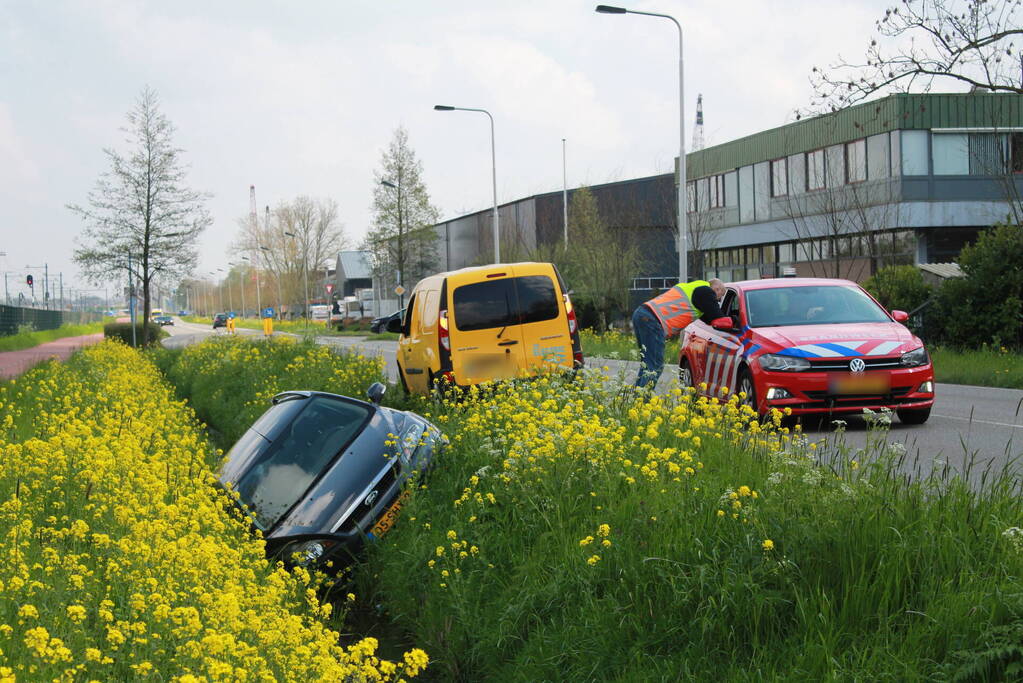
[0,333,105,381]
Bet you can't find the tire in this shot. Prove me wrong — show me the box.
[679,357,694,388]
[897,407,931,425]
[736,366,758,414]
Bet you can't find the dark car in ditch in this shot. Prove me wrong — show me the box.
[370,308,405,335]
[217,383,444,569]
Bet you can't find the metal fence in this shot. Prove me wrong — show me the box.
[0,305,101,337]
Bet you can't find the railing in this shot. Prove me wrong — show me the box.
[630,277,677,291]
[0,305,101,336]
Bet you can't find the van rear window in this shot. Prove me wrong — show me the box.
[453,275,559,331]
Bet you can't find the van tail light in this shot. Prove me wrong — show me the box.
[574,350,584,366]
[439,309,450,352]
[564,294,578,335]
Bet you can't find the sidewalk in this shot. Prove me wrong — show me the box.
[0,333,105,381]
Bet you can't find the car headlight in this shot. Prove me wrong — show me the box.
[900,347,929,367]
[281,539,334,566]
[758,353,811,372]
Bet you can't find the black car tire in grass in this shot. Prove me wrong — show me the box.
[736,366,758,413]
[897,406,931,424]
[679,357,694,388]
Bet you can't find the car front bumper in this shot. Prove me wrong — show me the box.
[757,364,935,415]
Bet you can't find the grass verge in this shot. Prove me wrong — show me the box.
[0,322,103,352]
[156,337,1023,680]
[0,340,426,680]
[931,345,1023,389]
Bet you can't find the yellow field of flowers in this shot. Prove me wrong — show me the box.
[0,341,426,682]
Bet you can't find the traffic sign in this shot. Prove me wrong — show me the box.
[394,285,406,296]
[325,284,334,294]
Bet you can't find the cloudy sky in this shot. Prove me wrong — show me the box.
[1,0,895,301]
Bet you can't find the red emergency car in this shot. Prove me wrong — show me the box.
[678,278,934,423]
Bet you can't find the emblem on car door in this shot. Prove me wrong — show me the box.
[364,490,379,507]
[849,358,866,373]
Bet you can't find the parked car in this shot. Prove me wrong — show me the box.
[370,308,404,334]
[213,313,228,329]
[678,277,934,423]
[392,262,584,395]
[154,315,174,326]
[217,384,445,568]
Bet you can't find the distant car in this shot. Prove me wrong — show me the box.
[217,384,445,569]
[370,308,405,334]
[154,315,174,326]
[678,277,935,423]
[213,313,228,329]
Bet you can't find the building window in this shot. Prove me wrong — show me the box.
[806,149,825,190]
[969,133,1006,175]
[686,181,696,212]
[709,174,725,208]
[778,243,794,263]
[1011,133,1023,173]
[901,130,929,175]
[932,133,969,175]
[770,159,788,197]
[845,138,867,183]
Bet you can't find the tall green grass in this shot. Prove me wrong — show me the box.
[155,337,1023,680]
[0,322,103,352]
[931,346,1023,389]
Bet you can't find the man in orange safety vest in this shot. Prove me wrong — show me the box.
[633,278,729,388]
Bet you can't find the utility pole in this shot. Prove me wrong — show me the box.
[59,273,63,311]
[250,186,262,315]
[44,263,49,309]
[562,138,568,245]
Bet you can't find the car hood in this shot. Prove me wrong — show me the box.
[752,322,921,358]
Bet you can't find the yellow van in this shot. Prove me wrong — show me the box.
[390,262,583,394]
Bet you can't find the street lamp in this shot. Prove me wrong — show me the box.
[379,179,407,309]
[218,268,233,312]
[284,231,310,323]
[434,104,501,263]
[209,271,223,313]
[242,255,261,318]
[260,245,283,321]
[596,4,688,282]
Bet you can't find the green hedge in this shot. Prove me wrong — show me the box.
[102,322,168,347]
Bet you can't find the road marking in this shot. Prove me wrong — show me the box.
[933,414,1023,430]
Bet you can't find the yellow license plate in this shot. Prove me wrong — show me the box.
[368,490,410,538]
[829,374,891,395]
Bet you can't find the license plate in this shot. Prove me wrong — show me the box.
[829,374,891,395]
[465,354,514,379]
[368,490,410,539]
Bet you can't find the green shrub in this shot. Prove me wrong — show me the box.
[862,265,932,314]
[102,322,167,346]
[930,223,1023,347]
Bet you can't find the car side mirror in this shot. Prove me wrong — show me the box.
[386,317,402,334]
[891,310,909,323]
[367,382,386,404]
[711,317,735,332]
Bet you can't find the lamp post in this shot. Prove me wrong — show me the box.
[218,268,233,312]
[260,246,282,321]
[434,104,500,263]
[380,179,406,309]
[209,271,223,313]
[242,255,261,318]
[596,4,687,282]
[284,231,310,323]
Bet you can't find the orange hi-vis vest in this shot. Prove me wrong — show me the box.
[644,279,709,337]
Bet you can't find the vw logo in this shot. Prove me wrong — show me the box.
[849,358,866,373]
[363,490,379,507]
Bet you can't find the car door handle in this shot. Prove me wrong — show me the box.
[498,340,518,346]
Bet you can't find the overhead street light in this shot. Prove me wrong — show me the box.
[596,4,688,282]
[434,104,501,263]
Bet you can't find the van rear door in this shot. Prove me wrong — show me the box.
[449,273,529,384]
[509,264,572,373]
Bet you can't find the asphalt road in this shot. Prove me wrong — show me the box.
[164,320,1023,483]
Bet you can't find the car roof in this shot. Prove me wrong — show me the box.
[726,277,859,291]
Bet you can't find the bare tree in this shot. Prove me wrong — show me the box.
[810,0,1023,112]
[364,127,440,298]
[235,197,347,315]
[70,87,211,344]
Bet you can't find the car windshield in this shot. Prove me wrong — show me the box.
[744,285,890,327]
[227,396,371,530]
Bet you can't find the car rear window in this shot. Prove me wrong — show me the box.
[453,275,560,331]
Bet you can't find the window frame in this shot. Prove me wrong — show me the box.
[845,138,867,184]
[805,149,826,191]
[770,158,788,197]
